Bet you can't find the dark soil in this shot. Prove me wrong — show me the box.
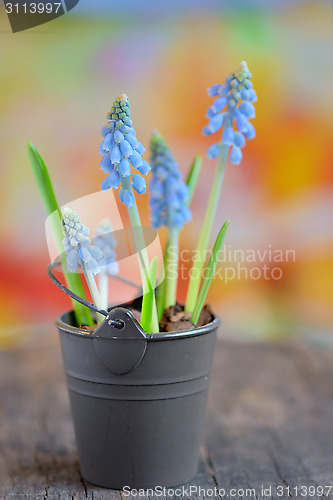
[80,323,98,332]
[81,304,214,334]
[159,304,214,332]
[196,304,215,328]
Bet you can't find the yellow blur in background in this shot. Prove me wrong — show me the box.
[0,1,332,347]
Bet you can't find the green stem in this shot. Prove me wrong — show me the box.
[156,242,168,321]
[186,154,202,205]
[156,154,202,318]
[80,258,104,323]
[151,294,158,332]
[28,142,93,326]
[185,145,229,312]
[164,227,179,309]
[191,220,230,325]
[141,257,157,334]
[120,176,159,332]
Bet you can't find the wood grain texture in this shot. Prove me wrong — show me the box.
[0,336,332,500]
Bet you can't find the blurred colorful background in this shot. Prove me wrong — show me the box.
[0,0,332,347]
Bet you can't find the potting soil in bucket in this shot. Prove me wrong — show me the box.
[56,306,220,489]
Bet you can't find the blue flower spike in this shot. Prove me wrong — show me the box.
[149,131,192,230]
[149,131,192,312]
[61,208,103,275]
[99,93,151,207]
[204,61,257,165]
[185,62,257,313]
[99,94,159,333]
[62,208,105,321]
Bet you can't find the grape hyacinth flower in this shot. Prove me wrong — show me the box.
[203,60,257,165]
[98,94,159,333]
[62,208,103,275]
[94,219,119,311]
[62,208,104,321]
[99,93,151,208]
[185,61,257,313]
[150,131,191,230]
[28,143,94,326]
[150,131,191,311]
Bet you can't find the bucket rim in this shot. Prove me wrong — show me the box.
[56,307,221,341]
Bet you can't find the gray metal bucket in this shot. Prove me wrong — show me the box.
[56,306,220,489]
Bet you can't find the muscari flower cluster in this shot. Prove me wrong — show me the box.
[149,131,191,229]
[62,208,103,275]
[94,219,119,276]
[203,61,257,165]
[99,93,151,208]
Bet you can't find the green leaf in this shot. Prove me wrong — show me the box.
[156,244,168,321]
[140,257,158,334]
[164,226,179,310]
[185,145,228,312]
[28,142,94,326]
[121,175,159,332]
[186,154,202,205]
[191,219,230,325]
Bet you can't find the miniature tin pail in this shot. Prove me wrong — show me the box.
[49,262,220,489]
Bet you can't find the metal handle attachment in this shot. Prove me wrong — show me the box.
[48,260,141,329]
[48,260,148,374]
[93,307,148,375]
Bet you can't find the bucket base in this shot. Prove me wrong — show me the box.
[71,390,208,489]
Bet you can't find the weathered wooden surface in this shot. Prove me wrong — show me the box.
[0,335,333,500]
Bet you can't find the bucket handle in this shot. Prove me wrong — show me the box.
[48,260,141,328]
[49,260,148,374]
